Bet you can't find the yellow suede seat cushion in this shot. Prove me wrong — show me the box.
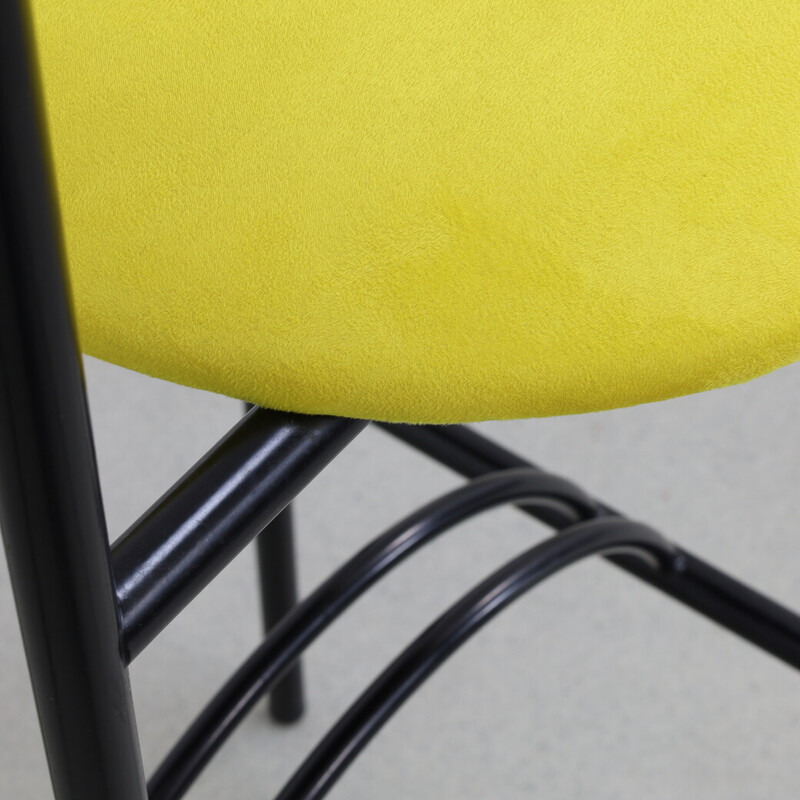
[32,2,800,423]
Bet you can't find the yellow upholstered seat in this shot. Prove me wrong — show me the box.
[32,2,800,423]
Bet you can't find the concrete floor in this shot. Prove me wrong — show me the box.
[1,356,799,799]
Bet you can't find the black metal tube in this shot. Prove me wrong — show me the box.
[243,401,306,724]
[112,409,367,661]
[275,517,677,800]
[381,424,534,479]
[257,505,305,723]
[379,423,800,670]
[147,468,596,800]
[244,400,305,724]
[0,3,148,798]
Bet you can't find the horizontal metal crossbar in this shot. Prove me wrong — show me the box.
[111,407,367,661]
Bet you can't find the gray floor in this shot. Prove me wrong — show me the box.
[1,357,799,799]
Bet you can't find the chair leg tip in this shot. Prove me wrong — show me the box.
[269,700,304,725]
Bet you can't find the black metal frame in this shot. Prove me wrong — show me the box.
[1,2,799,798]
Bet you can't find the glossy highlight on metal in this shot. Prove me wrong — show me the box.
[275,517,677,800]
[112,408,367,661]
[379,423,800,670]
[147,468,597,800]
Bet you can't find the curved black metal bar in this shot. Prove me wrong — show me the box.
[148,468,597,800]
[380,423,800,670]
[275,517,678,800]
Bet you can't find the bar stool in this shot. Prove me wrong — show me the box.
[1,2,798,798]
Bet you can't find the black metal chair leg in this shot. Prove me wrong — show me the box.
[242,400,306,724]
[257,505,305,723]
[0,4,148,796]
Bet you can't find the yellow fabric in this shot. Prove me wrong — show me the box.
[31,2,800,423]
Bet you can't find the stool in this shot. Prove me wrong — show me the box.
[1,2,799,799]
